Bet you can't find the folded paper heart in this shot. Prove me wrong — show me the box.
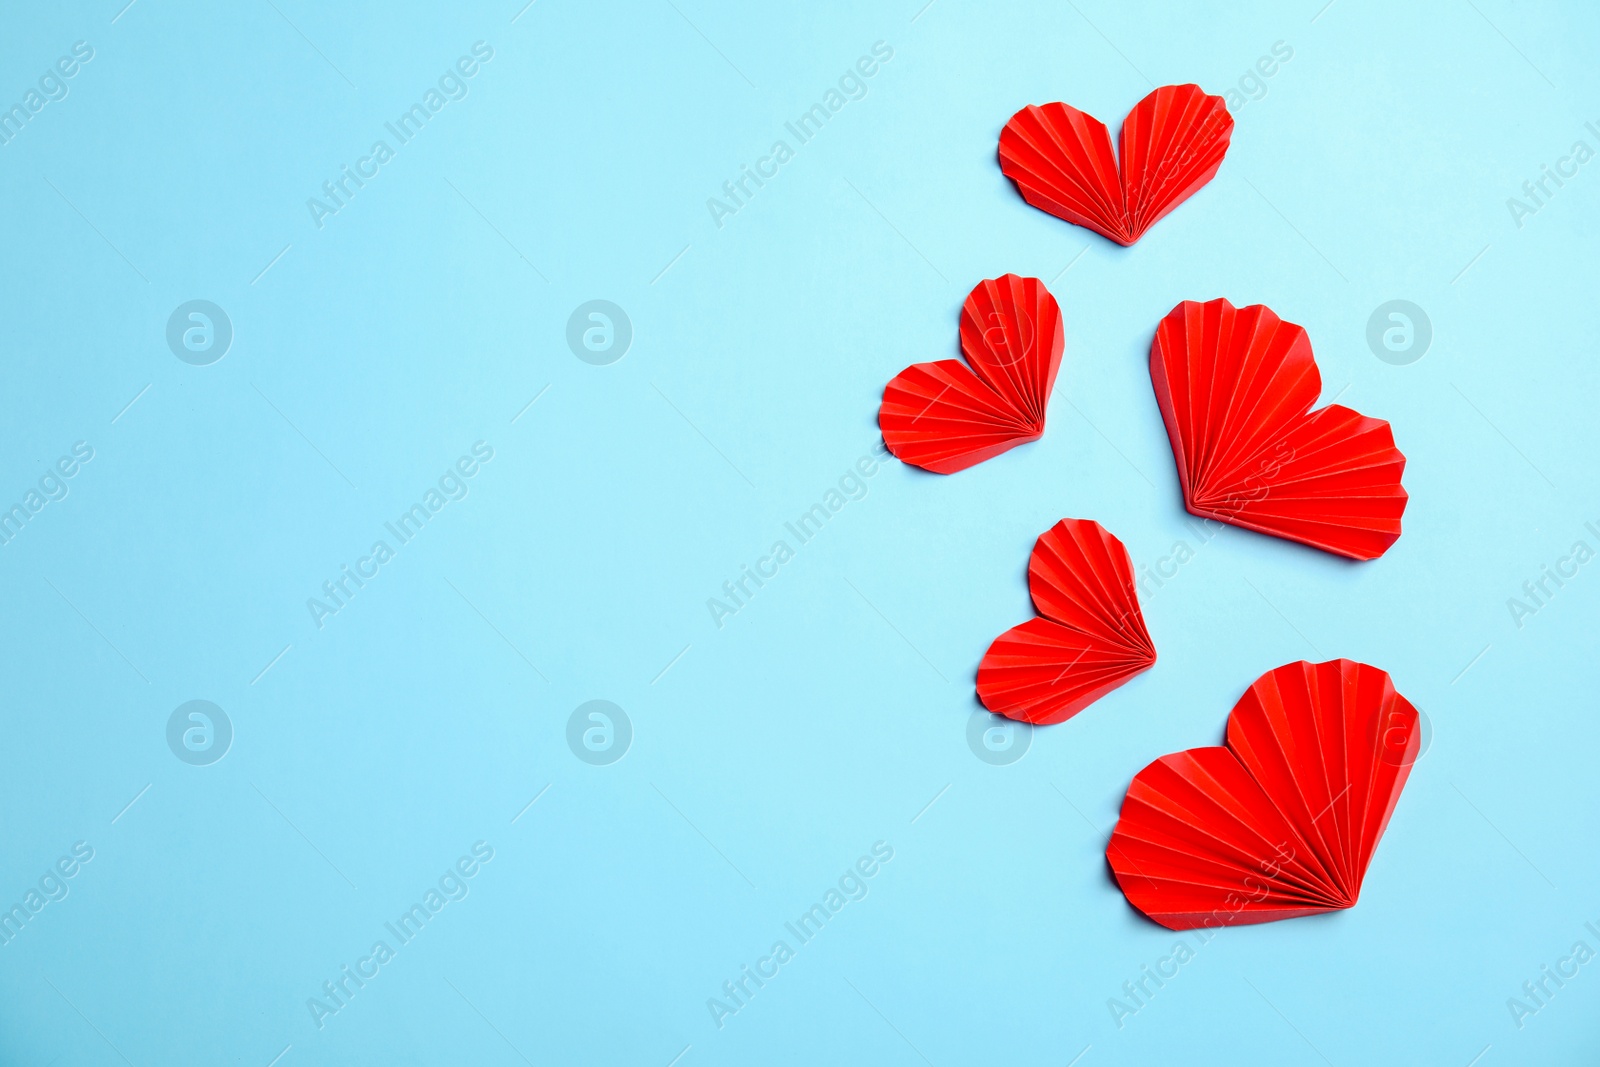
[976,519,1155,724]
[879,274,1063,474]
[999,84,1233,246]
[1150,298,1409,560]
[1106,659,1420,930]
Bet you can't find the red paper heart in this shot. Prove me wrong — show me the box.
[999,84,1233,246]
[879,274,1063,474]
[1150,298,1409,560]
[1106,659,1419,930]
[976,519,1155,725]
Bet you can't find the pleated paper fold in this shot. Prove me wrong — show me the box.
[1107,659,1420,929]
[880,275,1064,474]
[1149,298,1408,560]
[999,84,1233,245]
[977,519,1156,725]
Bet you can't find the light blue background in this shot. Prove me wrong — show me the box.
[1,0,1597,1063]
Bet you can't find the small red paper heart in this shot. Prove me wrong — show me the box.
[999,84,1233,246]
[977,519,1155,725]
[1149,298,1408,560]
[879,274,1063,474]
[1106,659,1420,930]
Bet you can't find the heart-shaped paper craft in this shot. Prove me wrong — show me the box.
[976,518,1155,725]
[1106,659,1420,930]
[879,274,1063,474]
[999,84,1233,246]
[1150,298,1409,560]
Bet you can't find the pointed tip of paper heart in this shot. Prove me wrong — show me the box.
[1106,658,1419,930]
[976,518,1155,725]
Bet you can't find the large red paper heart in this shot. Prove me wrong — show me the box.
[1150,298,1409,560]
[1106,659,1419,930]
[879,274,1063,474]
[999,84,1233,246]
[976,518,1155,725]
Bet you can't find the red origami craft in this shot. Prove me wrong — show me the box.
[1106,659,1419,930]
[998,84,1233,246]
[879,274,1063,474]
[1150,298,1408,561]
[977,519,1155,725]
